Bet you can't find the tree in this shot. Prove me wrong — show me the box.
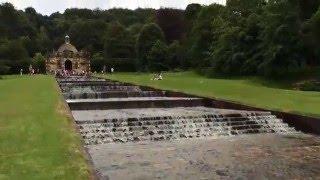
[0,39,30,74]
[136,23,165,71]
[0,61,10,75]
[32,53,46,73]
[1,1,319,78]
[258,0,306,77]
[68,19,107,53]
[156,8,186,42]
[210,11,263,75]
[185,3,202,45]
[185,3,202,20]
[310,8,320,46]
[0,3,36,39]
[226,0,266,18]
[301,7,320,66]
[188,4,225,67]
[91,53,104,72]
[168,40,184,69]
[211,26,243,75]
[298,0,320,20]
[103,22,134,59]
[127,23,143,39]
[146,40,169,71]
[36,26,52,54]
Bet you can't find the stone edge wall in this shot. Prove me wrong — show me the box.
[54,78,103,180]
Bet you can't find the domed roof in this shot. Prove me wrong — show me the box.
[57,35,78,53]
[58,43,78,53]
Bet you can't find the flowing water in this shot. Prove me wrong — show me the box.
[77,113,296,145]
[58,76,298,146]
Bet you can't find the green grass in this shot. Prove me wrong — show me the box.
[0,75,89,179]
[100,71,320,118]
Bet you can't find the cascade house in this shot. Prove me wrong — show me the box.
[46,35,91,74]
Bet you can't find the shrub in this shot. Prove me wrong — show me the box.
[299,81,320,91]
[0,61,10,75]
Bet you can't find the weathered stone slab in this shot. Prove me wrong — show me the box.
[88,134,320,179]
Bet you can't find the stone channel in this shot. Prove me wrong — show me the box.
[58,76,320,179]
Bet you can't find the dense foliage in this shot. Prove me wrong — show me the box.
[0,1,320,77]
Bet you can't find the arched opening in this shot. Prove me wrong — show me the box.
[65,59,72,71]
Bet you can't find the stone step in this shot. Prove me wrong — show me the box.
[79,121,294,134]
[71,107,273,122]
[61,85,142,93]
[75,113,273,124]
[77,114,297,145]
[67,97,204,110]
[83,130,295,145]
[78,118,294,132]
[63,90,166,99]
[59,81,123,86]
[57,77,104,82]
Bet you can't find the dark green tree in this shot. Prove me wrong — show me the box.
[91,53,104,72]
[188,4,225,67]
[302,7,320,66]
[103,22,134,58]
[136,23,165,71]
[36,26,52,54]
[156,8,186,42]
[185,3,202,20]
[258,0,306,77]
[167,40,185,69]
[0,39,30,74]
[68,19,107,52]
[146,40,169,71]
[32,53,46,73]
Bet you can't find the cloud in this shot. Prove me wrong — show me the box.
[0,0,226,15]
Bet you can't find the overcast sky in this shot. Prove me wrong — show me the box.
[1,0,226,15]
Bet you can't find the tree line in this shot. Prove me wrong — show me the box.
[0,0,320,77]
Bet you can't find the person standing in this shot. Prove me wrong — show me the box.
[28,65,33,75]
[20,69,23,76]
[103,65,106,74]
[111,67,114,73]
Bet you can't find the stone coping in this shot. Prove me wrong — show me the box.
[67,97,201,103]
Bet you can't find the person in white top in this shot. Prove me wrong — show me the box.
[158,73,163,80]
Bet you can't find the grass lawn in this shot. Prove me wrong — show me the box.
[100,71,320,118]
[0,75,89,179]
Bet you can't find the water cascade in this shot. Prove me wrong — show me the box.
[57,76,298,146]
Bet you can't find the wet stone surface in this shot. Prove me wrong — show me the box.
[57,76,320,179]
[89,134,320,179]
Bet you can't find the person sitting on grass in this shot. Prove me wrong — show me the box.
[151,72,163,80]
[158,72,163,80]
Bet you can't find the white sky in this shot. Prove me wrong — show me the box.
[1,0,226,15]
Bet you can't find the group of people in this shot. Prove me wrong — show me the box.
[54,69,90,78]
[20,65,40,75]
[19,65,164,81]
[101,66,114,74]
[151,72,163,80]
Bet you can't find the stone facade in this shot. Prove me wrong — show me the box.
[46,35,90,74]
